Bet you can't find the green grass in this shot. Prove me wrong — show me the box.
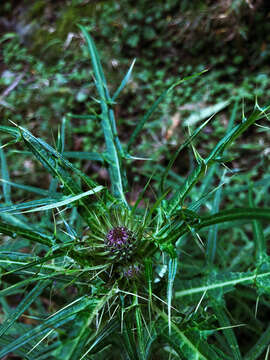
[1,26,270,360]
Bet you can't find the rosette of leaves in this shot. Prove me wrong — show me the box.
[79,205,148,280]
[1,25,270,360]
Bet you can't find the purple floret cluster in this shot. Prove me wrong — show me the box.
[105,226,135,261]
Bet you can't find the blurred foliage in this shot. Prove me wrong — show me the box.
[0,0,270,188]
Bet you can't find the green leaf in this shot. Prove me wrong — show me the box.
[175,269,270,300]
[205,104,270,164]
[169,161,206,213]
[63,151,104,162]
[0,296,97,358]
[197,208,270,230]
[0,178,51,197]
[169,103,270,212]
[244,324,270,360]
[0,280,49,338]
[127,70,207,151]
[206,170,225,264]
[248,185,266,260]
[211,301,242,360]
[54,286,116,360]
[78,24,127,203]
[167,257,178,335]
[160,115,213,193]
[0,143,11,203]
[0,125,21,147]
[0,252,63,277]
[157,309,221,359]
[10,122,102,223]
[112,59,136,101]
[0,221,53,246]
[0,197,62,213]
[9,186,103,214]
[76,320,118,359]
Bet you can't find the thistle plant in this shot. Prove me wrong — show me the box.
[0,25,270,360]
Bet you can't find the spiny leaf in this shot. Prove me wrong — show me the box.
[0,221,54,246]
[78,24,127,203]
[175,269,270,301]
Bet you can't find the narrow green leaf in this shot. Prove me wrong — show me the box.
[121,320,138,360]
[244,324,270,360]
[11,186,103,214]
[160,115,213,193]
[206,171,225,264]
[127,70,207,151]
[77,320,118,359]
[205,104,270,164]
[248,185,266,260]
[112,59,136,101]
[169,161,206,213]
[169,102,270,213]
[66,113,98,120]
[157,308,220,359]
[10,122,101,223]
[175,270,270,299]
[63,151,104,162]
[0,252,63,277]
[0,125,21,147]
[0,143,11,203]
[0,280,49,338]
[0,178,51,197]
[0,296,96,358]
[211,301,242,360]
[62,286,117,360]
[0,221,53,246]
[167,257,178,335]
[135,304,145,360]
[131,174,153,216]
[78,24,127,203]
[144,258,153,317]
[0,197,61,213]
[197,208,270,230]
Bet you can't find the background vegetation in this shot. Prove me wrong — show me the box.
[1,0,270,191]
[1,0,270,359]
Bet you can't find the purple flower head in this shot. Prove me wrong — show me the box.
[105,226,136,262]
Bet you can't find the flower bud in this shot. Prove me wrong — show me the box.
[105,226,136,262]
